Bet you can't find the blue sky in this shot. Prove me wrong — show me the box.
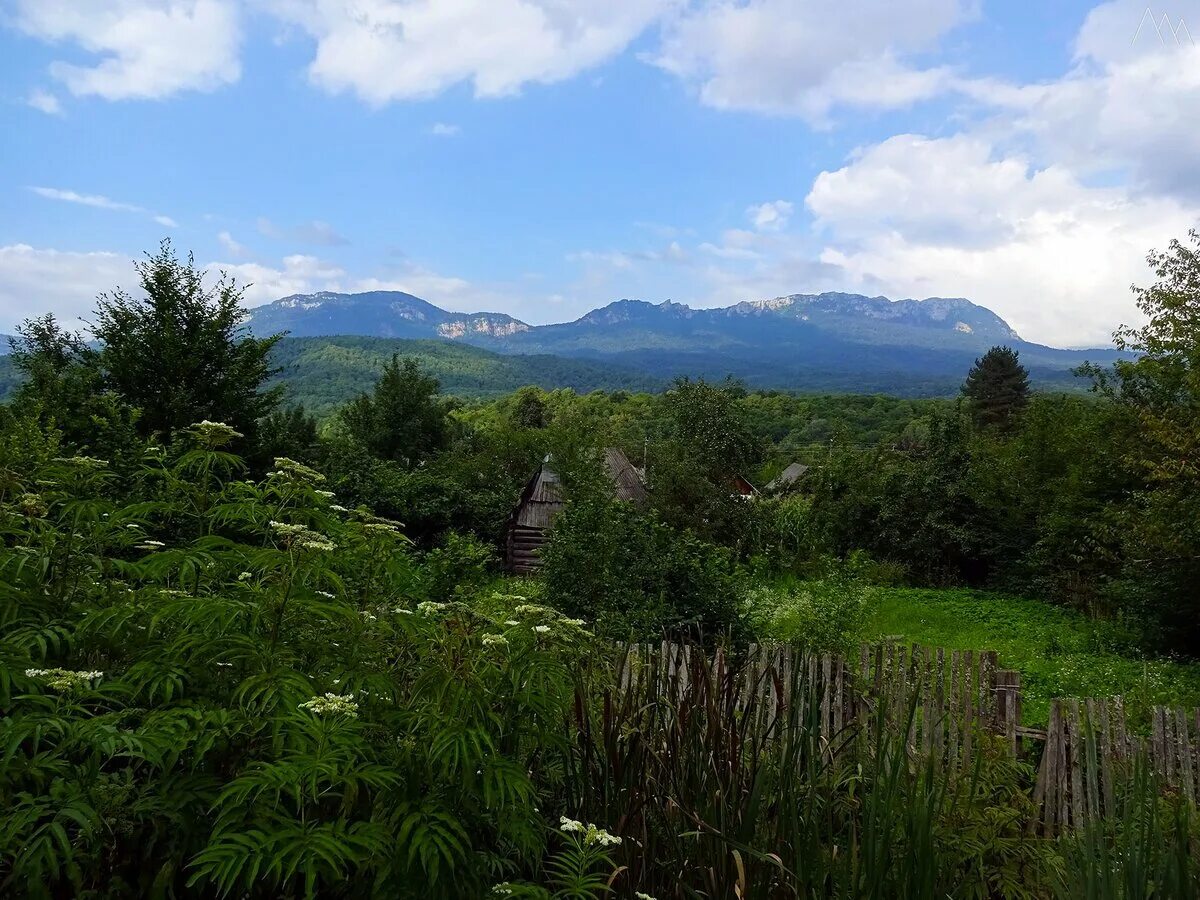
[2,0,1198,347]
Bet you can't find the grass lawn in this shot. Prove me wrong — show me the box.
[867,587,1200,727]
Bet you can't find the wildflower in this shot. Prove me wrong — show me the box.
[515,604,547,616]
[492,886,514,897]
[315,590,335,599]
[125,523,141,529]
[416,601,446,616]
[562,618,586,627]
[583,824,621,847]
[17,493,47,517]
[636,893,658,900]
[504,620,520,626]
[532,625,551,635]
[215,662,233,668]
[25,668,103,691]
[330,504,349,513]
[271,457,325,484]
[394,607,413,615]
[361,611,378,622]
[315,490,335,499]
[138,540,166,550]
[53,455,109,469]
[559,817,585,833]
[237,571,253,581]
[299,693,359,718]
[482,634,508,648]
[189,420,243,447]
[361,521,400,533]
[269,521,307,536]
[298,538,336,552]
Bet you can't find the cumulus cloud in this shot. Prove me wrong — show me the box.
[804,133,1198,347]
[26,89,63,115]
[428,122,461,136]
[653,0,974,121]
[0,244,129,329]
[747,200,793,231]
[217,231,248,257]
[266,0,677,104]
[12,0,242,100]
[29,186,178,228]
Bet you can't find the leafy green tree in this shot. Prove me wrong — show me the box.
[962,346,1030,431]
[9,314,143,469]
[510,386,550,429]
[340,355,449,466]
[1084,230,1200,648]
[89,241,283,443]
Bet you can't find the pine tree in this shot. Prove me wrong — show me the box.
[962,346,1030,431]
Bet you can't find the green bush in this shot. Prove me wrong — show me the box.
[743,573,876,656]
[540,495,745,641]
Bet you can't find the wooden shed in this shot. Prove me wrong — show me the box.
[504,447,648,574]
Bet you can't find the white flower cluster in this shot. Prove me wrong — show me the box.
[416,601,446,616]
[25,668,103,691]
[298,693,359,718]
[514,604,547,616]
[636,893,658,900]
[53,455,109,469]
[532,625,551,635]
[189,420,243,447]
[269,521,336,553]
[270,457,326,484]
[481,634,508,648]
[559,817,621,847]
[137,539,166,550]
[491,885,514,896]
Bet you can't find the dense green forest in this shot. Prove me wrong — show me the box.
[2,239,1199,896]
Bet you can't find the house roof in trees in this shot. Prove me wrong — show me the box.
[766,462,810,492]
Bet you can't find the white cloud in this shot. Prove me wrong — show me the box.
[428,122,461,136]
[0,244,129,329]
[804,133,1199,347]
[217,230,248,257]
[267,0,676,104]
[209,254,347,306]
[961,1,1200,201]
[26,89,63,115]
[30,186,177,228]
[653,0,974,121]
[747,200,793,231]
[13,0,242,100]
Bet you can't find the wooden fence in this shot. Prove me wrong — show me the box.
[616,641,1200,836]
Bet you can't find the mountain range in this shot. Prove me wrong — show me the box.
[246,290,1122,396]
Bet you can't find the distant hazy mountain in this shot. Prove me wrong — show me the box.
[247,290,528,340]
[246,290,1124,394]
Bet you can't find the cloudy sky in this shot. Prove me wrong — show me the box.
[2,0,1198,347]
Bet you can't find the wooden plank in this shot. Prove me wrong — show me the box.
[907,644,920,753]
[1084,700,1101,824]
[1068,700,1084,829]
[1099,699,1115,818]
[921,647,933,758]
[821,653,833,739]
[1152,706,1167,779]
[934,648,946,769]
[948,650,961,780]
[1114,696,1128,760]
[980,650,997,724]
[1176,708,1195,805]
[1033,700,1057,834]
[962,650,976,772]
[1163,707,1178,788]
[833,656,845,737]
[1056,700,1069,833]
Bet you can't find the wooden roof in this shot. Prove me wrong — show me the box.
[510,447,647,530]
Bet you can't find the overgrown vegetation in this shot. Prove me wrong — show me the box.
[3,237,1200,896]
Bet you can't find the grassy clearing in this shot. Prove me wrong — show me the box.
[867,586,1200,726]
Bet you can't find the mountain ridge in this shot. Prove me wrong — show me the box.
[244,289,1123,394]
